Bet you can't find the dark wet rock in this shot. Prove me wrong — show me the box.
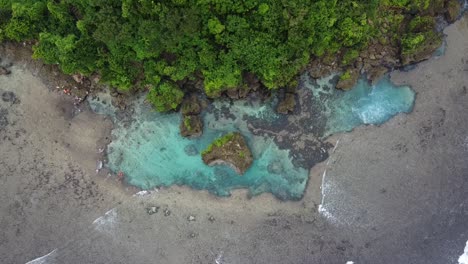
[0,108,9,130]
[201,132,253,175]
[180,115,203,138]
[0,66,11,75]
[184,144,199,156]
[367,66,389,85]
[446,0,462,23]
[226,89,239,100]
[1,91,18,104]
[181,95,201,115]
[336,68,359,90]
[276,93,296,114]
[208,215,215,222]
[308,62,335,79]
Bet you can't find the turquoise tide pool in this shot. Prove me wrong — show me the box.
[90,74,415,200]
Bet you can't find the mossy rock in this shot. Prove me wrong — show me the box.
[401,31,443,65]
[180,115,203,138]
[446,0,462,23]
[201,132,253,175]
[336,68,360,90]
[181,95,201,115]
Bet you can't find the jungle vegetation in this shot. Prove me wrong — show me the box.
[0,0,445,111]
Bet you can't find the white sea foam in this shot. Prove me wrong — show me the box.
[25,249,58,264]
[346,261,354,264]
[93,208,117,234]
[459,240,468,264]
[318,139,339,223]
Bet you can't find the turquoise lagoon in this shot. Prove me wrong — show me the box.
[90,74,415,200]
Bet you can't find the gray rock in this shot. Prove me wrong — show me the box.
[0,67,10,75]
[146,206,159,215]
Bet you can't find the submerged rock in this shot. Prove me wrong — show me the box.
[201,132,253,175]
[180,115,203,138]
[276,93,296,114]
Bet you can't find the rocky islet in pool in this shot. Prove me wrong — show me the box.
[90,74,415,200]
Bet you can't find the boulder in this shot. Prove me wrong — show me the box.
[336,68,360,90]
[446,0,462,23]
[0,66,11,75]
[276,93,296,114]
[180,115,203,138]
[226,89,239,100]
[201,132,253,175]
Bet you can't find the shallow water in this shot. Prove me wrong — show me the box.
[91,95,308,200]
[90,74,415,200]
[304,75,415,136]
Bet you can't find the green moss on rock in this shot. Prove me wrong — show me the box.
[201,132,253,175]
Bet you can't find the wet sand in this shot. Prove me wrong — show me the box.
[1,14,467,264]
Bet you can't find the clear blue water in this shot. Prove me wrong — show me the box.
[304,75,415,137]
[91,96,308,200]
[90,74,415,200]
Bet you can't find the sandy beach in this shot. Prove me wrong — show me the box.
[0,14,467,264]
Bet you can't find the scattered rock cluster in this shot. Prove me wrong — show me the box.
[0,58,12,76]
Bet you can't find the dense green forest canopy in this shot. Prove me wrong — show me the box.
[0,0,444,111]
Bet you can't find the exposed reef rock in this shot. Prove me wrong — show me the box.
[180,115,203,138]
[181,95,201,116]
[367,66,389,85]
[201,132,253,175]
[336,68,360,90]
[277,92,296,114]
[446,0,462,23]
[180,95,203,138]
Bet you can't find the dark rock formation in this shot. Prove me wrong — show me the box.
[201,132,253,175]
[277,93,296,114]
[367,66,389,85]
[180,115,203,138]
[180,95,203,138]
[336,68,360,90]
[0,66,11,75]
[446,0,462,23]
[181,95,201,115]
